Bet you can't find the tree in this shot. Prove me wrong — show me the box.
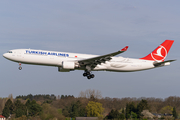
[79,89,102,99]
[27,100,42,116]
[131,111,137,119]
[173,107,177,119]
[62,100,85,118]
[106,109,115,119]
[126,102,136,119]
[119,113,125,120]
[40,103,65,120]
[137,99,149,118]
[62,109,69,117]
[86,101,104,117]
[160,106,173,114]
[2,99,14,118]
[2,106,10,118]
[122,108,125,114]
[70,100,85,117]
[15,108,25,118]
[1,98,6,113]
[8,94,13,103]
[14,99,27,118]
[106,109,122,119]
[125,103,131,119]
[5,99,14,113]
[25,99,31,106]
[69,101,80,117]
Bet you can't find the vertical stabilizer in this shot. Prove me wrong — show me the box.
[140,40,174,62]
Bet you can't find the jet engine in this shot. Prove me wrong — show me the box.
[58,67,70,72]
[58,61,76,72]
[62,61,75,69]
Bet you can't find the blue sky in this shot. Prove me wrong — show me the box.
[0,0,180,98]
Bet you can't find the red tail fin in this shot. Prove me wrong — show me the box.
[140,40,174,62]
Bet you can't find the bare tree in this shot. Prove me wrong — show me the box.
[79,89,102,99]
[8,94,13,103]
[1,98,6,112]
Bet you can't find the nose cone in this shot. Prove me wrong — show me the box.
[3,53,8,59]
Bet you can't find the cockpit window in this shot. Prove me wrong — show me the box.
[8,51,12,53]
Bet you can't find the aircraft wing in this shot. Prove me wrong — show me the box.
[78,46,128,68]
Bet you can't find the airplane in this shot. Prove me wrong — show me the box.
[3,40,175,79]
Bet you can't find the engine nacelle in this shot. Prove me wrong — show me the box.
[62,61,75,69]
[58,67,70,72]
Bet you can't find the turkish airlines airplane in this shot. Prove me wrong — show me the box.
[3,40,175,79]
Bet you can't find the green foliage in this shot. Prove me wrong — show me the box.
[106,109,125,119]
[25,99,31,106]
[2,106,10,118]
[27,101,42,116]
[61,95,74,99]
[19,99,42,118]
[6,99,14,113]
[122,108,125,114]
[131,111,137,119]
[86,101,104,117]
[126,102,136,119]
[2,99,14,118]
[43,100,53,104]
[106,109,114,119]
[2,99,27,118]
[14,100,27,118]
[160,105,173,114]
[173,107,177,119]
[16,94,56,101]
[137,99,149,118]
[178,114,180,119]
[125,99,149,119]
[58,109,62,114]
[40,103,65,120]
[119,113,125,120]
[5,94,180,120]
[62,100,85,118]
[63,109,70,117]
[15,108,26,118]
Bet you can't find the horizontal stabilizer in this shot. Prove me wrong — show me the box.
[153,59,176,67]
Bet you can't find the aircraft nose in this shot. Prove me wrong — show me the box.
[3,53,7,58]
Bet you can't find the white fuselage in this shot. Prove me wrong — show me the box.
[3,49,165,72]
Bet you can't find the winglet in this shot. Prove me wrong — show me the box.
[121,46,128,51]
